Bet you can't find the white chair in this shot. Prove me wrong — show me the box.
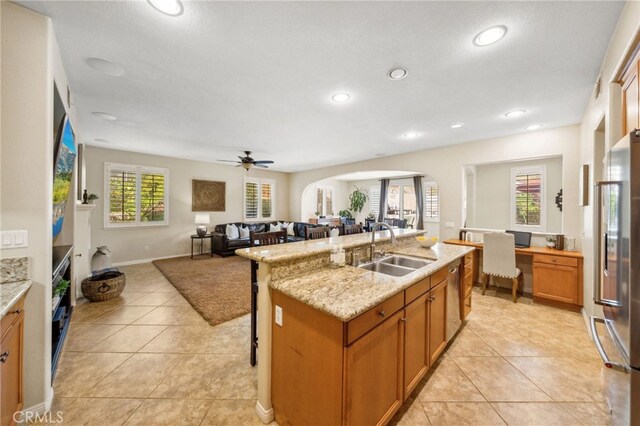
[481,232,523,303]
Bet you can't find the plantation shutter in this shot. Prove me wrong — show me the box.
[424,184,439,220]
[108,168,137,223]
[245,182,259,219]
[140,172,166,222]
[514,173,541,225]
[316,188,324,215]
[369,186,380,216]
[261,182,273,218]
[325,189,333,215]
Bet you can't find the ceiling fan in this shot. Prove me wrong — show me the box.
[217,151,274,170]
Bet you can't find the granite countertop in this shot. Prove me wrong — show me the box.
[236,228,426,264]
[0,280,32,317]
[269,242,474,322]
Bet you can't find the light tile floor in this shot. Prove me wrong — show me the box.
[43,263,609,425]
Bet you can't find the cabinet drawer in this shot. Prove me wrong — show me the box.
[431,266,448,287]
[462,294,472,319]
[347,292,404,345]
[464,253,474,266]
[534,254,577,268]
[1,296,25,339]
[463,272,473,294]
[405,277,430,305]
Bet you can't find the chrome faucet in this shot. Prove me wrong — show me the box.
[370,222,397,260]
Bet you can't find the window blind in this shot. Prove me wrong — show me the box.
[140,172,165,222]
[369,186,380,216]
[325,189,333,215]
[316,188,324,215]
[424,184,439,220]
[261,183,273,218]
[108,169,137,223]
[514,173,541,225]
[245,182,259,219]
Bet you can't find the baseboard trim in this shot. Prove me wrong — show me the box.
[582,308,593,341]
[17,390,54,424]
[113,253,191,267]
[255,401,274,424]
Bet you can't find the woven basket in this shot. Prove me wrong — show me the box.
[81,274,126,302]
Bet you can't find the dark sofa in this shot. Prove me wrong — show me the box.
[211,221,317,256]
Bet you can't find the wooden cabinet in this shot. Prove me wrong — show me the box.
[403,293,429,398]
[1,295,26,426]
[428,280,447,365]
[622,54,639,135]
[271,265,454,426]
[533,254,583,309]
[345,309,404,426]
[460,252,474,321]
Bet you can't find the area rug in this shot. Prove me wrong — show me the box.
[153,255,251,326]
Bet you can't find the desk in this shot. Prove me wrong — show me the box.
[191,234,213,259]
[444,239,584,311]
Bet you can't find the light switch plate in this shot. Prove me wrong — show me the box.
[275,305,283,326]
[445,222,455,228]
[0,230,28,249]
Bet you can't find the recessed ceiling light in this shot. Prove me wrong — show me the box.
[403,131,420,139]
[525,124,543,131]
[331,92,351,103]
[92,112,117,121]
[86,58,124,77]
[147,0,183,16]
[94,138,110,143]
[388,68,408,80]
[450,122,464,129]
[505,110,526,118]
[473,25,507,47]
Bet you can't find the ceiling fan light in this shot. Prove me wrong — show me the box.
[242,163,252,171]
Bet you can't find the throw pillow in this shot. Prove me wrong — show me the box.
[226,223,239,239]
[286,222,295,236]
[239,226,250,238]
[269,223,281,232]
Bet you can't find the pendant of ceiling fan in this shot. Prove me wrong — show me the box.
[217,151,274,170]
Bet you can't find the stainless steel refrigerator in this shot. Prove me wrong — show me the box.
[591,130,639,426]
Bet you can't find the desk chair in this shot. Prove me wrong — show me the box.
[249,230,287,366]
[481,232,523,303]
[306,226,331,240]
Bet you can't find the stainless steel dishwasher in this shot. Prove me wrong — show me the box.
[446,260,462,342]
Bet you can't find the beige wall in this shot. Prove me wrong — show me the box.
[85,147,290,264]
[289,125,582,243]
[578,1,639,316]
[468,156,563,233]
[299,178,349,221]
[0,2,74,411]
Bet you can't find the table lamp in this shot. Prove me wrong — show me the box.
[195,213,210,237]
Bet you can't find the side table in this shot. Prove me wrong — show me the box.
[191,234,214,259]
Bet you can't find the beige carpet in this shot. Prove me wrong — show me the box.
[153,255,251,326]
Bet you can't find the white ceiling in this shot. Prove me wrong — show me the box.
[21,1,624,172]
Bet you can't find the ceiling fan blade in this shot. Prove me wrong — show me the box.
[253,163,268,168]
[217,159,240,163]
[253,160,274,164]
[238,156,247,162]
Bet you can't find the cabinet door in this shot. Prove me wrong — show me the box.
[404,294,429,399]
[345,309,404,426]
[1,314,23,426]
[428,280,447,365]
[622,61,639,135]
[533,263,579,304]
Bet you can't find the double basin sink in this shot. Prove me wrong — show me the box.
[359,255,434,277]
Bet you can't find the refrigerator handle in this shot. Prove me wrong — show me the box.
[593,181,623,307]
[589,316,630,373]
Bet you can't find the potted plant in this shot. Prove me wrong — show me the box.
[338,209,353,219]
[366,211,376,220]
[349,186,368,213]
[545,235,556,248]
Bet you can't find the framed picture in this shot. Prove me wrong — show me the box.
[192,180,225,212]
[579,164,589,206]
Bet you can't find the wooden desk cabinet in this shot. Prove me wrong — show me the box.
[1,294,26,426]
[533,254,582,308]
[460,252,474,320]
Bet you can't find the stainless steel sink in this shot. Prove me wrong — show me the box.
[358,255,432,277]
[358,261,415,277]
[379,255,431,269]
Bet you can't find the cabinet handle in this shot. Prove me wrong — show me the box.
[11,308,22,315]
[428,297,435,302]
[378,310,386,318]
[0,351,9,363]
[400,317,407,323]
[75,253,82,257]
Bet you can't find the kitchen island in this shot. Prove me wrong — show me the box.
[237,229,474,425]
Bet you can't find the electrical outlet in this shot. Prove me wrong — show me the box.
[275,305,283,326]
[445,222,455,228]
[144,245,149,252]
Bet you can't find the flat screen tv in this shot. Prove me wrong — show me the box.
[52,114,76,238]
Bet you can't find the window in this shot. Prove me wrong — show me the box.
[369,186,381,216]
[245,177,276,220]
[386,184,416,221]
[105,163,169,228]
[315,186,333,216]
[510,166,545,230]
[424,183,439,220]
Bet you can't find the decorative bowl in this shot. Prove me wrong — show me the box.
[416,236,438,248]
